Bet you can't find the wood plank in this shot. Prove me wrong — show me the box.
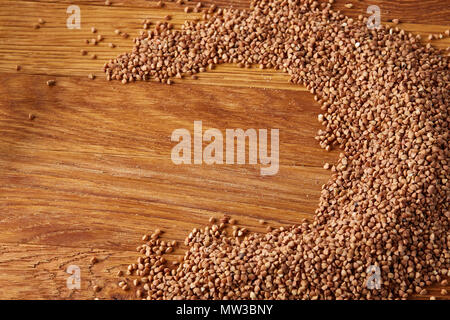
[0,147,331,250]
[0,242,137,299]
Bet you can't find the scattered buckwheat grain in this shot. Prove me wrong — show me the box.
[105,0,449,300]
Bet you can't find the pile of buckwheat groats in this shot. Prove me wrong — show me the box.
[104,0,449,299]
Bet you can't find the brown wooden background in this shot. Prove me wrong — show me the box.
[0,0,448,299]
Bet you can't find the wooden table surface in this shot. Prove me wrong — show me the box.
[0,0,448,300]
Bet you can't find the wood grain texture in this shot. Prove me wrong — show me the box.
[0,0,449,300]
[0,0,449,85]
